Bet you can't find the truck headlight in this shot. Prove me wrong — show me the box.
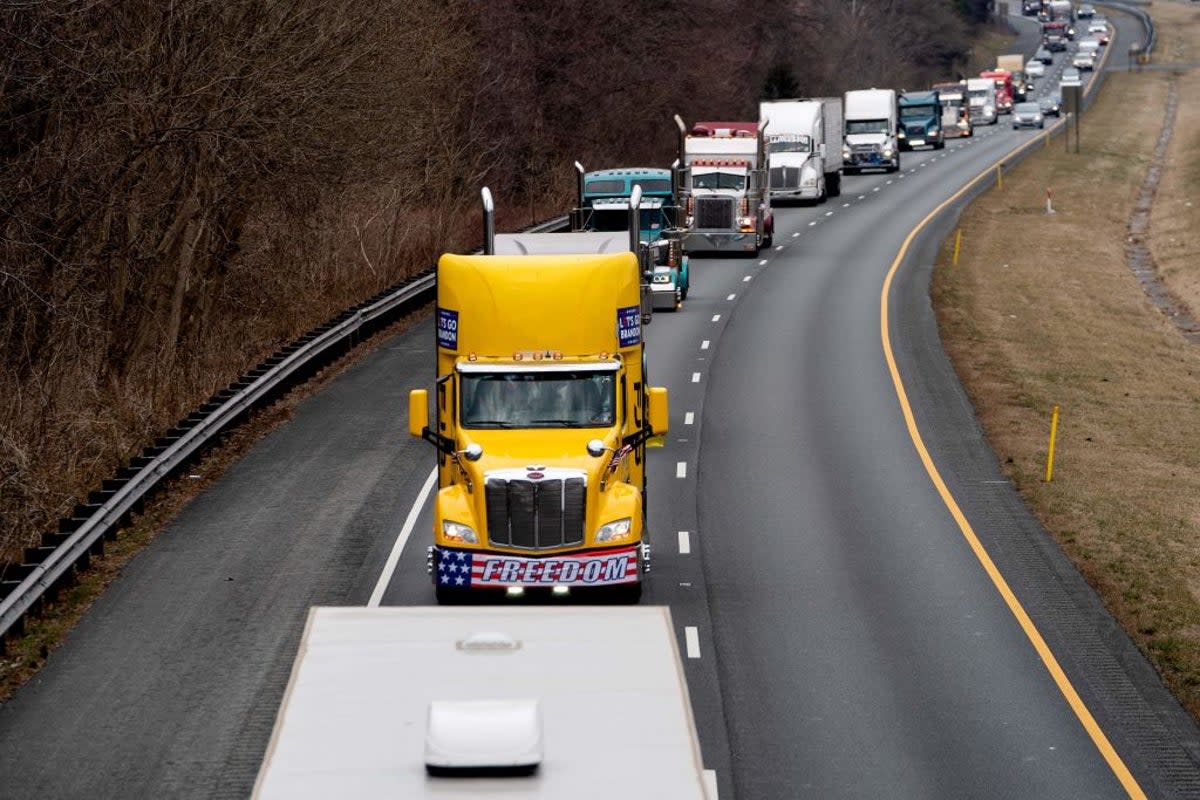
[883,147,894,158]
[842,147,851,159]
[442,521,478,543]
[897,129,906,138]
[652,273,672,284]
[596,518,633,543]
[737,216,753,229]
[928,128,939,136]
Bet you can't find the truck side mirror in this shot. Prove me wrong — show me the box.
[409,389,429,439]
[647,387,669,437]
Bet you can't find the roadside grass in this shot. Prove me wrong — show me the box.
[965,25,1020,75]
[932,8,1200,720]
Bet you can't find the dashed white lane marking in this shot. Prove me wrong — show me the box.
[684,411,695,425]
[886,180,894,185]
[703,770,719,799]
[858,194,866,199]
[808,220,818,226]
[758,258,768,265]
[676,461,687,479]
[743,275,752,282]
[774,244,784,251]
[701,339,710,350]
[685,626,701,658]
[791,232,800,238]
[873,186,881,192]
[711,314,721,322]
[842,202,850,207]
[726,293,736,301]
[678,531,691,554]
[824,211,834,217]
[369,467,438,606]
[691,372,701,383]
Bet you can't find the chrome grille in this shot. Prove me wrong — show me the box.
[694,196,735,229]
[769,166,799,189]
[485,477,585,550]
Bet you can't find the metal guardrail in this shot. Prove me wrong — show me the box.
[0,214,569,648]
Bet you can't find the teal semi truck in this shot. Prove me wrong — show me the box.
[897,90,945,151]
[571,166,690,312]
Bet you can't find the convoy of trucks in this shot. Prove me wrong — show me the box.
[842,88,900,173]
[408,189,668,604]
[758,97,843,203]
[673,117,773,255]
[897,91,944,151]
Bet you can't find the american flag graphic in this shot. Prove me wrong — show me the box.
[436,547,639,588]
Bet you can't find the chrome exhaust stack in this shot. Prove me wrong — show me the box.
[481,187,495,255]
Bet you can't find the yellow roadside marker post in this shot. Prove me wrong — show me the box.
[952,228,962,268]
[1045,404,1061,482]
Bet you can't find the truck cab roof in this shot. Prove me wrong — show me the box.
[900,90,940,106]
[253,607,709,799]
[689,121,759,137]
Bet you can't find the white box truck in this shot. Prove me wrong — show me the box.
[253,606,712,799]
[841,88,899,174]
[758,97,842,203]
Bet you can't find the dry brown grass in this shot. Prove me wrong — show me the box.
[932,14,1200,716]
[1149,2,1200,320]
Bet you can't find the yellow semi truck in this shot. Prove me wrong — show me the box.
[408,190,669,603]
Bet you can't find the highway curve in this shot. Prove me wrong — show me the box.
[2,7,1199,800]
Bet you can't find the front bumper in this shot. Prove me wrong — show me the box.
[682,230,757,253]
[843,154,898,169]
[651,282,679,309]
[770,186,821,201]
[1012,119,1043,128]
[429,543,648,590]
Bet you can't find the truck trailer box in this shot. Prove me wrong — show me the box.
[253,606,710,799]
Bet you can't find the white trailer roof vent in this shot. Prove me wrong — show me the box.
[424,699,543,777]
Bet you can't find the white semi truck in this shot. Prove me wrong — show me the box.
[673,117,773,256]
[841,88,900,174]
[253,607,711,799]
[758,98,842,203]
[966,77,998,126]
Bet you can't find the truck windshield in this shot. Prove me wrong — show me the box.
[845,119,890,135]
[692,171,745,190]
[461,371,616,428]
[767,134,811,153]
[900,105,936,119]
[968,89,990,101]
[588,208,668,233]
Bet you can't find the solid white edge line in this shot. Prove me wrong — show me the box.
[676,461,687,479]
[684,411,695,425]
[368,466,438,606]
[703,769,719,800]
[685,626,701,658]
[678,530,691,554]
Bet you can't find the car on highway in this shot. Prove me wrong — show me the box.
[1012,102,1045,130]
[1038,94,1063,117]
[1088,20,1108,35]
[1072,51,1096,71]
[1035,45,1054,65]
[1078,3,1096,17]
[1061,67,1082,88]
[1078,37,1102,57]
[1025,59,1046,79]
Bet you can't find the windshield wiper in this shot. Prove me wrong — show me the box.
[528,419,594,427]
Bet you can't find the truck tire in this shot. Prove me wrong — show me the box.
[827,173,841,198]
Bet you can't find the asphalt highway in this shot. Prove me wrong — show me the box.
[3,7,1199,800]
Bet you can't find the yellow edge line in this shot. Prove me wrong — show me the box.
[879,78,1146,800]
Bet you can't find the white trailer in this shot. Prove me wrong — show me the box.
[253,606,711,799]
[841,88,899,174]
[758,98,842,203]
